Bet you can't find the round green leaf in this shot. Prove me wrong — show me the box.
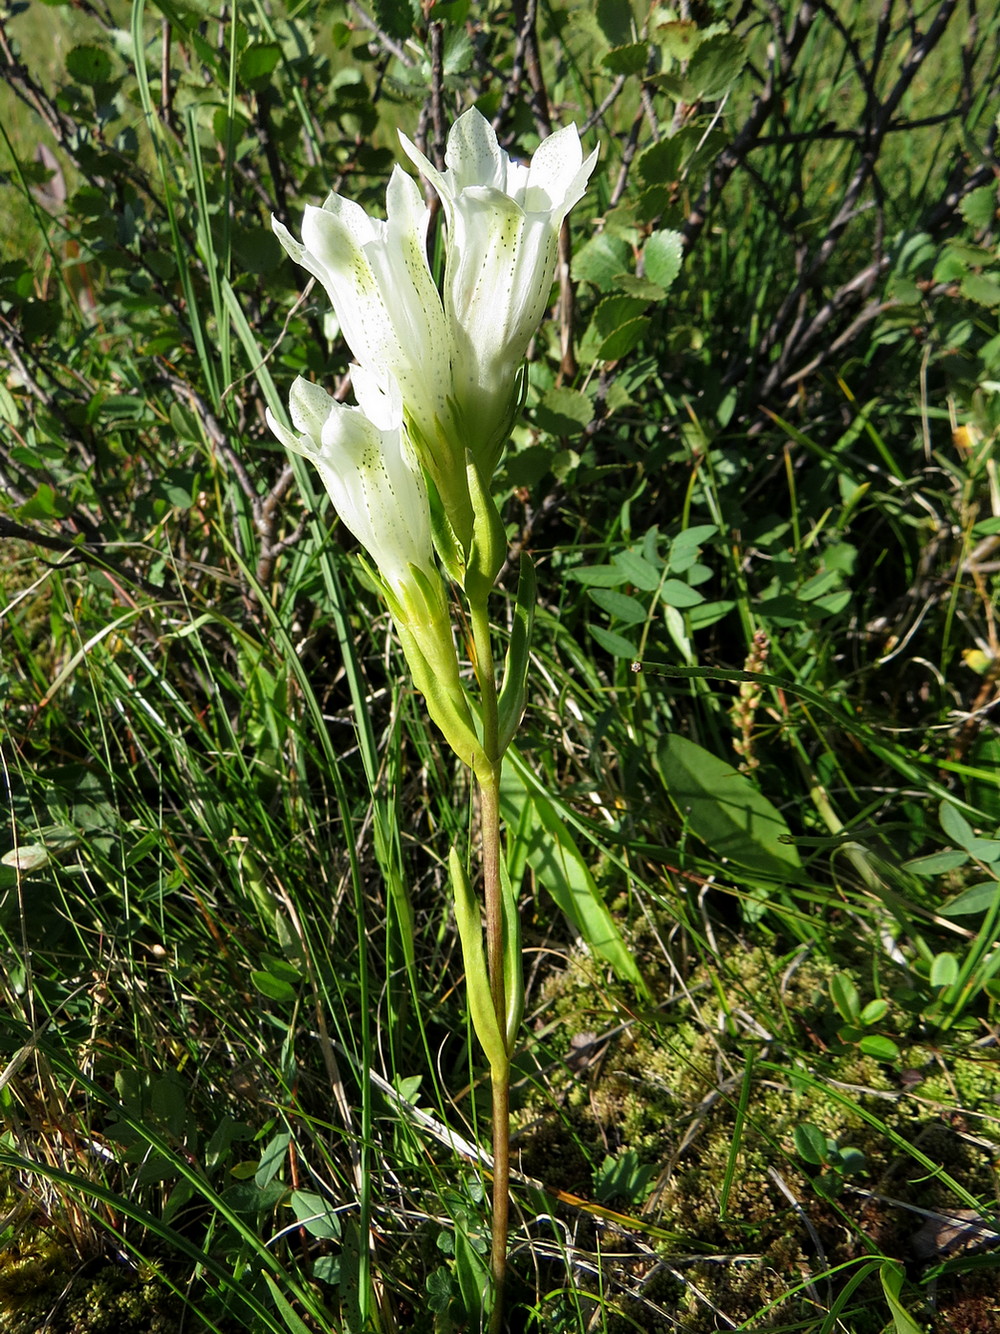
[959,185,997,231]
[858,1034,901,1062]
[643,230,684,291]
[238,42,282,91]
[930,952,959,989]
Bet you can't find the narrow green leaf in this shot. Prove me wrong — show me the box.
[588,588,648,625]
[500,857,524,1049]
[903,850,969,876]
[879,1260,923,1334]
[566,563,630,588]
[291,1190,342,1240]
[261,1273,317,1334]
[449,848,507,1075]
[498,553,536,753]
[611,548,663,591]
[659,578,704,608]
[501,763,644,987]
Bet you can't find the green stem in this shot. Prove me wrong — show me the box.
[470,599,510,1331]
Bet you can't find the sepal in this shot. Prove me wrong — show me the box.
[464,456,508,606]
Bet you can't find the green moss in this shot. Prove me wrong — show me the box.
[0,1239,192,1334]
[516,935,998,1330]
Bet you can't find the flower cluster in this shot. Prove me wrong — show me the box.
[269,108,595,759]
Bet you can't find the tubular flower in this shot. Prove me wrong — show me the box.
[266,370,486,767]
[271,169,475,555]
[265,366,435,600]
[400,108,598,474]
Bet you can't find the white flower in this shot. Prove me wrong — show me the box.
[265,366,434,598]
[400,108,598,470]
[271,170,469,528]
[270,109,596,564]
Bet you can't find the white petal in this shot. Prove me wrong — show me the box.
[523,123,585,213]
[445,108,504,192]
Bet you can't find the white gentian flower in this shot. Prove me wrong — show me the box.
[265,366,435,599]
[271,110,596,562]
[271,170,473,551]
[400,108,598,472]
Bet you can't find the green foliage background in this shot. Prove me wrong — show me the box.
[1,0,999,1330]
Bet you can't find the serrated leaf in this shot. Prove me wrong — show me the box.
[961,272,1000,308]
[534,387,592,437]
[658,734,801,878]
[613,274,666,300]
[238,42,282,90]
[572,234,630,291]
[373,0,416,38]
[686,32,747,100]
[960,185,997,230]
[657,19,701,61]
[596,0,634,46]
[603,42,648,75]
[66,44,113,85]
[636,136,687,187]
[643,230,684,291]
[597,317,651,360]
[594,294,649,337]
